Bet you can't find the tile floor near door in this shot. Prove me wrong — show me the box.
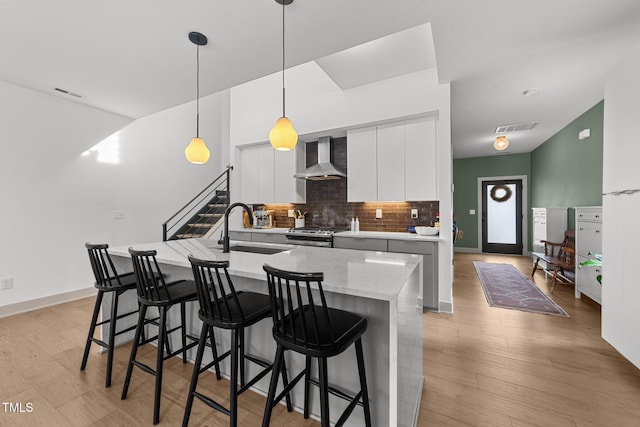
[1,253,639,426]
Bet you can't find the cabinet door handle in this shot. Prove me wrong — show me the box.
[595,230,601,233]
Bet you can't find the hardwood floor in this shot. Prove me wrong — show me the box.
[421,252,640,426]
[1,252,639,426]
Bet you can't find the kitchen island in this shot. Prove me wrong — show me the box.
[107,238,423,427]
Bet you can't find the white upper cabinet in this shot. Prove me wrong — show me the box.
[377,123,406,201]
[347,127,378,202]
[405,117,437,201]
[256,145,274,203]
[347,117,438,202]
[274,144,306,203]
[238,142,305,204]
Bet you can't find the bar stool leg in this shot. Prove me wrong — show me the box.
[355,338,372,427]
[182,323,209,427]
[230,329,240,427]
[239,329,246,387]
[303,356,312,418]
[261,345,285,427]
[105,290,120,387]
[153,307,168,425]
[80,290,104,373]
[180,302,188,363]
[280,356,294,412]
[209,326,221,380]
[318,357,330,427]
[122,304,148,400]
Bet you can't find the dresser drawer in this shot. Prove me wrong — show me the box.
[333,236,388,251]
[577,255,602,303]
[576,221,602,255]
[576,210,602,222]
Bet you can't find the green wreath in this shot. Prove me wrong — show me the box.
[490,185,512,203]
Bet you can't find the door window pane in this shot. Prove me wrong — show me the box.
[487,184,516,244]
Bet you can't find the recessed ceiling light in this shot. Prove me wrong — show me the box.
[522,88,540,97]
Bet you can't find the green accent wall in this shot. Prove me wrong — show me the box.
[453,153,531,249]
[453,100,604,251]
[531,100,603,226]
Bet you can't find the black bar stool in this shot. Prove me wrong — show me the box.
[122,248,220,425]
[81,243,141,388]
[262,264,372,427]
[183,256,292,427]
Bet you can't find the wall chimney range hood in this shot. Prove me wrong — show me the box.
[293,136,346,180]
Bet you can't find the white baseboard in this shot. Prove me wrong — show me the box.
[0,287,95,319]
[439,301,453,313]
[454,247,480,253]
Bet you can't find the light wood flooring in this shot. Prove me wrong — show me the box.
[1,252,639,426]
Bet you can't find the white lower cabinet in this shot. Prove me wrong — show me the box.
[574,206,602,304]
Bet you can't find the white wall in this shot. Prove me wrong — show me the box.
[229,62,454,311]
[602,43,640,368]
[0,81,230,308]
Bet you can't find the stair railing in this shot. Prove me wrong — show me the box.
[162,165,233,241]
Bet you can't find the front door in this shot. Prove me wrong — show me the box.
[481,179,523,254]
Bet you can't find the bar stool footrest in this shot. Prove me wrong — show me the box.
[193,391,230,416]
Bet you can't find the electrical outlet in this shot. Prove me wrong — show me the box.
[411,209,418,219]
[114,210,125,220]
[0,277,13,290]
[469,209,476,215]
[288,209,295,218]
[375,209,382,219]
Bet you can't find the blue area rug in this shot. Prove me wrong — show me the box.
[473,261,569,317]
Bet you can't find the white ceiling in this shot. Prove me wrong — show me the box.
[2,0,640,159]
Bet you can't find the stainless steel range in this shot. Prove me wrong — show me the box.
[285,226,344,247]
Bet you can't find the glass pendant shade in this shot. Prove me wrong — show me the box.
[494,135,509,151]
[269,116,298,151]
[185,137,210,164]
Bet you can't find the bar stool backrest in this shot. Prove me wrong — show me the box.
[86,243,125,290]
[128,248,171,303]
[188,255,246,323]
[263,263,334,347]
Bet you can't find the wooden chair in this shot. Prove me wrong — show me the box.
[531,230,576,292]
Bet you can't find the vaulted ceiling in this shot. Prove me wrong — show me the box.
[2,0,640,158]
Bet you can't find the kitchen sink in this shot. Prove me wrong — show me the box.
[230,245,289,255]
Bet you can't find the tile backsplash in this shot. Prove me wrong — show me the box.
[255,137,439,232]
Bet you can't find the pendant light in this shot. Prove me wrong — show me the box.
[185,31,211,164]
[269,0,298,151]
[494,135,509,151]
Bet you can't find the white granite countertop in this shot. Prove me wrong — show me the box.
[334,230,441,242]
[109,238,422,302]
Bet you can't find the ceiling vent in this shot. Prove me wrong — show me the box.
[54,87,83,98]
[495,121,538,134]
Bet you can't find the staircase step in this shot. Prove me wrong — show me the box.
[199,213,223,218]
[187,223,214,228]
[175,233,204,239]
[208,203,227,208]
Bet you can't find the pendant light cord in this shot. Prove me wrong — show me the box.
[196,43,200,138]
[281,0,286,118]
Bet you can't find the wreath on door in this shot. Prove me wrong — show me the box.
[490,185,512,203]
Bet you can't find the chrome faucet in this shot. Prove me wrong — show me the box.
[220,202,253,253]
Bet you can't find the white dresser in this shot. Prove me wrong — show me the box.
[532,208,567,272]
[574,206,602,304]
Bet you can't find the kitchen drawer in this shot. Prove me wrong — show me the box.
[333,236,388,251]
[576,221,602,255]
[251,232,288,244]
[228,231,252,242]
[576,210,603,222]
[387,240,437,255]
